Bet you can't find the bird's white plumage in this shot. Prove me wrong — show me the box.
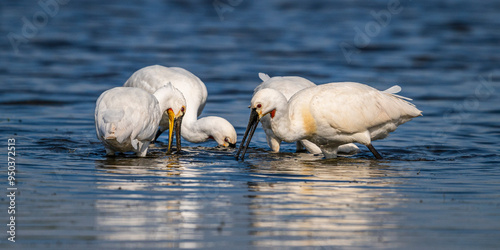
[124,65,237,146]
[254,73,359,154]
[251,82,422,158]
[125,66,207,117]
[255,73,317,100]
[95,87,165,157]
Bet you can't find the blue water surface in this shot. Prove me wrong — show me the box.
[1,0,499,249]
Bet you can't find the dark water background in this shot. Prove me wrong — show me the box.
[1,0,500,249]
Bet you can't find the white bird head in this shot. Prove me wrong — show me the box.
[250,88,287,119]
[153,83,187,154]
[236,88,287,160]
[201,117,237,148]
[153,83,186,115]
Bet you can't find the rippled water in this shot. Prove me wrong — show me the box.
[1,0,500,249]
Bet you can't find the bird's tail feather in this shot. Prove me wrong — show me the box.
[104,123,117,140]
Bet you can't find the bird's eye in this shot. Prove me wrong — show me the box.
[181,107,185,112]
[256,104,262,108]
[224,137,229,142]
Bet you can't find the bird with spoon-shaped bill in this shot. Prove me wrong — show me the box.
[124,65,237,148]
[95,84,185,157]
[236,82,422,160]
[254,73,359,155]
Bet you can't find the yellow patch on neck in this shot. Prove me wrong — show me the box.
[301,108,316,135]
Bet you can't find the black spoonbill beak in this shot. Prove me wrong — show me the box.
[174,113,183,153]
[236,108,260,160]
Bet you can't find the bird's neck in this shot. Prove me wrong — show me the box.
[153,91,173,115]
[269,99,304,143]
[180,115,210,143]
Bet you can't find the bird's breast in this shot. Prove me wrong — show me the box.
[300,106,316,136]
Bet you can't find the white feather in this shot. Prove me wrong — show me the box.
[258,72,271,81]
[95,87,163,157]
[124,65,237,146]
[383,85,401,94]
[253,74,359,154]
[250,82,422,158]
[383,85,413,101]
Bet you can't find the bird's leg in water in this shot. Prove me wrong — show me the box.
[366,144,383,159]
[153,128,164,142]
[295,141,307,153]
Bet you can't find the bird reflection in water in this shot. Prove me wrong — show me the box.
[245,154,403,248]
[92,151,232,247]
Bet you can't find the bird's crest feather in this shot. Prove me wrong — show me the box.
[383,85,413,101]
[259,73,271,81]
[383,85,401,94]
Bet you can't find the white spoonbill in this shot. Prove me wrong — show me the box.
[95,84,186,157]
[124,65,237,147]
[236,82,422,160]
[255,73,359,155]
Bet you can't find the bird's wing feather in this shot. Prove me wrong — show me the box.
[299,82,420,134]
[124,66,167,93]
[124,65,208,118]
[254,76,316,100]
[169,67,207,117]
[96,88,160,144]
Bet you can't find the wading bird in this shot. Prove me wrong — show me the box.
[236,82,422,160]
[124,65,237,148]
[95,85,185,157]
[255,73,359,154]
